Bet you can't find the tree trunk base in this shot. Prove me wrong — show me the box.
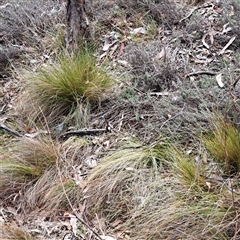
[66,0,92,50]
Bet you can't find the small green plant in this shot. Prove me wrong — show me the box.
[24,49,114,125]
[204,118,240,175]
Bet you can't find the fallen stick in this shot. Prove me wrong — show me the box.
[0,124,23,137]
[179,3,214,23]
[60,128,108,138]
[219,36,236,55]
[179,7,198,23]
[185,70,218,77]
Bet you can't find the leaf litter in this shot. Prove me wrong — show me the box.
[1,0,240,239]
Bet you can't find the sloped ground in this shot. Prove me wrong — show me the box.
[0,0,240,239]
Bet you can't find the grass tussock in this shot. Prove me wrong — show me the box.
[0,136,58,202]
[125,147,239,239]
[0,137,57,183]
[204,117,240,175]
[0,136,86,212]
[43,178,80,210]
[128,189,236,239]
[86,139,170,220]
[85,139,240,239]
[24,170,81,211]
[171,149,207,191]
[21,49,114,125]
[0,222,33,240]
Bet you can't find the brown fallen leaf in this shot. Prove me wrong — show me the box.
[118,42,125,56]
[155,47,166,61]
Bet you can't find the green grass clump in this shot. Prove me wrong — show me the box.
[0,136,86,212]
[170,149,207,191]
[25,49,114,125]
[0,137,57,182]
[0,136,58,202]
[204,118,240,175]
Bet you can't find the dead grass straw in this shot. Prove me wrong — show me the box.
[86,139,170,220]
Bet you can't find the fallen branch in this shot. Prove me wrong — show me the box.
[60,128,108,138]
[179,7,198,23]
[0,124,23,137]
[185,70,218,78]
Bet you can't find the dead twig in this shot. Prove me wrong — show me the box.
[0,124,23,137]
[185,70,218,78]
[179,3,213,23]
[219,36,236,55]
[159,104,185,130]
[179,7,199,23]
[60,128,108,139]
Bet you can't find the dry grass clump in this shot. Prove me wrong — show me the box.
[0,221,33,240]
[20,50,114,126]
[24,170,80,211]
[0,137,57,182]
[43,179,80,210]
[0,135,86,212]
[126,146,240,239]
[128,187,236,239]
[0,0,65,47]
[204,117,240,176]
[85,138,170,220]
[85,134,240,239]
[0,136,58,202]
